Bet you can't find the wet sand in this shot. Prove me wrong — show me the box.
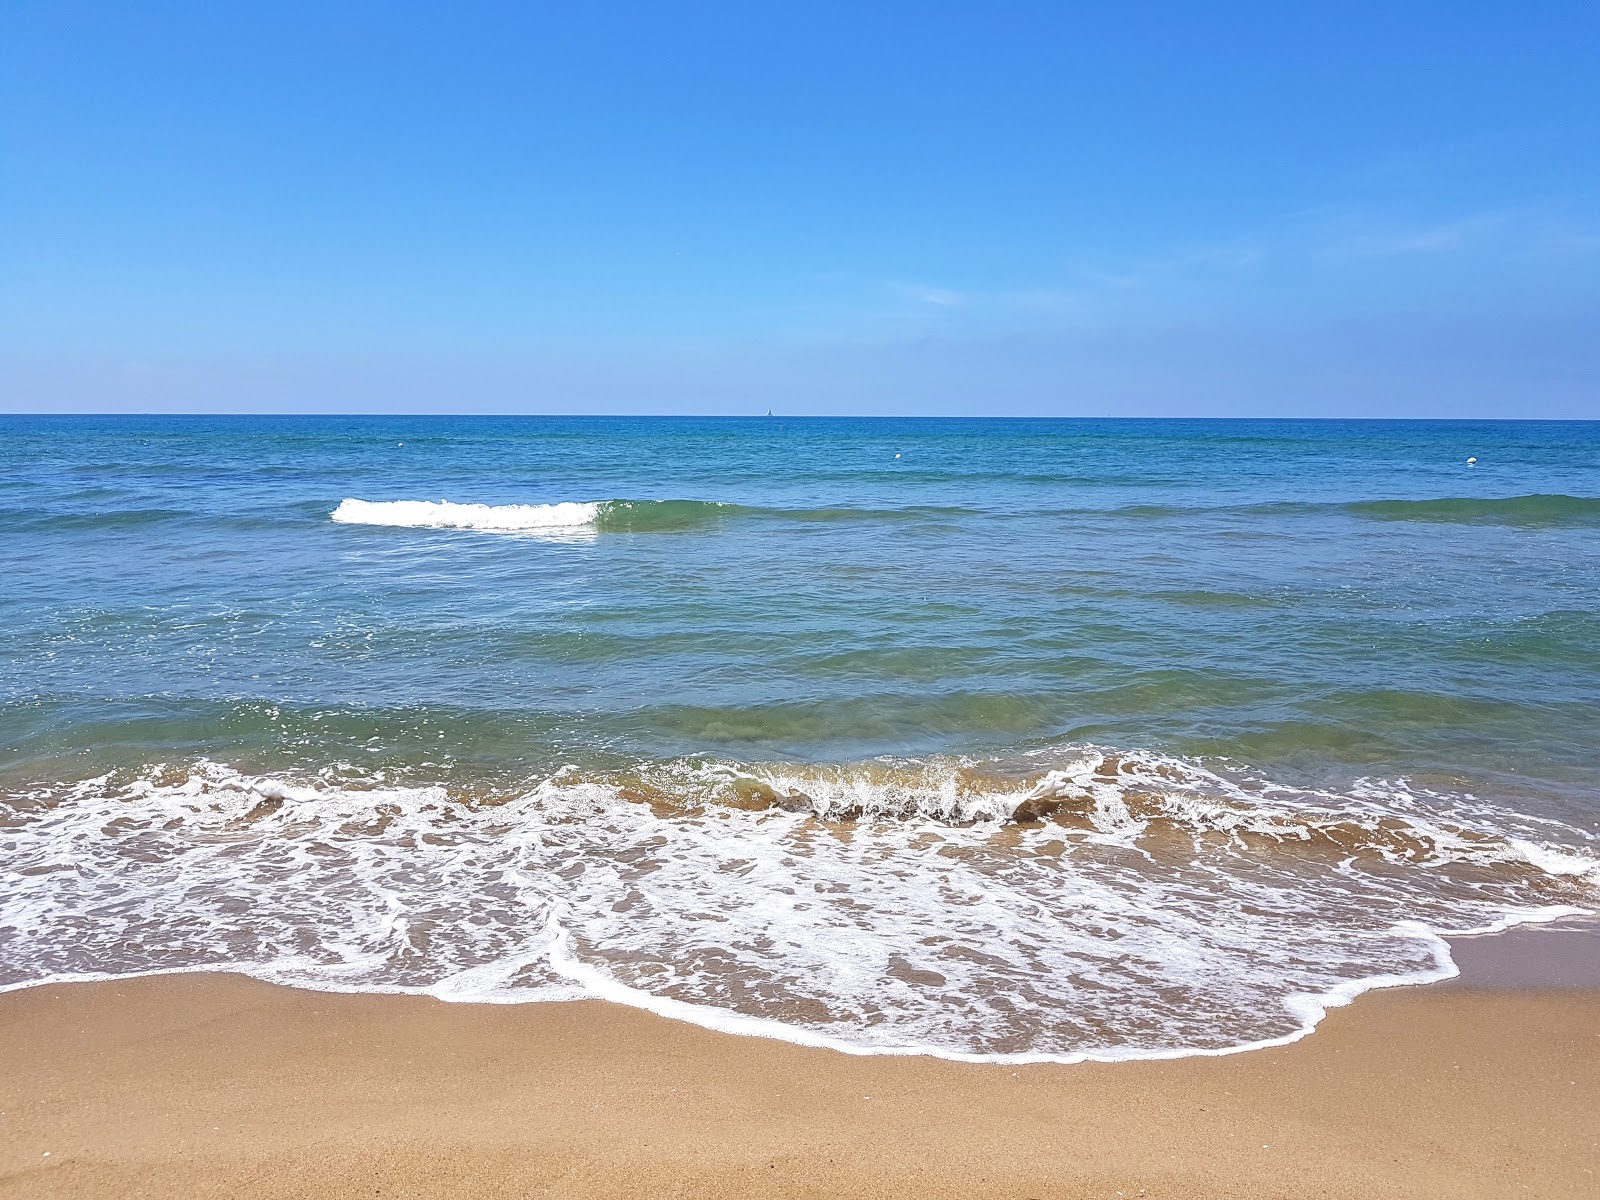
[1,927,1597,1198]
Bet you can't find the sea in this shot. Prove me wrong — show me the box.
[2,414,1598,1063]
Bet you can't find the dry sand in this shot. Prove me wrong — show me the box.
[2,928,1597,1198]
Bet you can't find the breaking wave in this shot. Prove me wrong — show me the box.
[1086,494,1600,526]
[329,493,1600,539]
[1346,494,1600,527]
[330,497,977,536]
[2,747,1594,1063]
[333,497,612,533]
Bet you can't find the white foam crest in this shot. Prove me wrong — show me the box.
[1003,748,1600,877]
[1,754,1595,1062]
[1510,839,1600,879]
[677,748,1600,882]
[331,498,600,536]
[673,758,1042,823]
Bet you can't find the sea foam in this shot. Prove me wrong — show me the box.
[2,749,1594,1064]
[329,497,966,536]
[331,498,601,533]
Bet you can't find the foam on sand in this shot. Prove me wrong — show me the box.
[3,748,1594,1063]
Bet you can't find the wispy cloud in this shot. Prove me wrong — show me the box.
[892,283,965,306]
[804,197,1599,346]
[1312,212,1505,259]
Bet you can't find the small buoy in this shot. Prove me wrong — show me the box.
[1466,457,1477,465]
[894,453,901,459]
[398,442,404,447]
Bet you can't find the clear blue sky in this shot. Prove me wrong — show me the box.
[2,1,1597,416]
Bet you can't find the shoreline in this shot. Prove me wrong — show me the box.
[3,925,1597,1197]
[3,915,1594,1061]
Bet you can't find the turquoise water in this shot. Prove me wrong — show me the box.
[2,416,1598,1060]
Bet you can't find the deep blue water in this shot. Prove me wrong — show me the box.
[5,415,1599,805]
[2,415,1597,1060]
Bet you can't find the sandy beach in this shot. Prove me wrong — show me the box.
[2,928,1596,1199]
[8,1,1600,1193]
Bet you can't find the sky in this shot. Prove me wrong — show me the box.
[2,1,1597,417]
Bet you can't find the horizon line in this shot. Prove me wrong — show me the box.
[2,412,1596,424]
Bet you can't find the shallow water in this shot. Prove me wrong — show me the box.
[2,415,1597,1060]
